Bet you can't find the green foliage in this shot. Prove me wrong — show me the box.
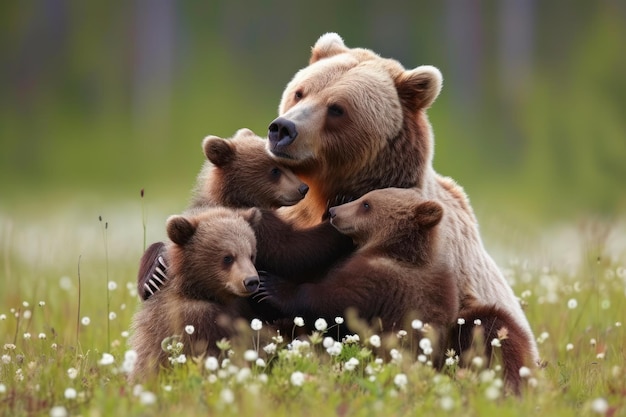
[0,201,625,416]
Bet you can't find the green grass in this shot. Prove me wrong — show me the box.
[0,198,625,417]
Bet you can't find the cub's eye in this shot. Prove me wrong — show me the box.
[294,90,303,101]
[328,104,344,117]
[223,255,234,265]
[270,167,282,178]
[362,201,370,210]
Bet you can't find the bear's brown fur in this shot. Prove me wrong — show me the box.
[129,207,261,381]
[191,128,309,209]
[450,302,534,395]
[264,33,538,376]
[256,188,459,364]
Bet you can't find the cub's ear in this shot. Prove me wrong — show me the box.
[395,65,443,112]
[166,215,197,245]
[310,32,348,64]
[414,201,443,229]
[239,207,262,228]
[233,128,256,139]
[203,136,235,166]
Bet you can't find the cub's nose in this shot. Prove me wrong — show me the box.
[243,276,260,293]
[268,117,298,148]
[328,207,337,219]
[299,183,309,196]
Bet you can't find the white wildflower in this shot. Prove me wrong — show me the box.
[326,341,342,356]
[369,335,381,348]
[411,319,423,330]
[243,350,258,362]
[290,371,305,386]
[394,373,408,389]
[139,391,157,405]
[263,343,277,355]
[314,318,328,332]
[64,388,77,400]
[49,406,68,417]
[250,319,263,331]
[590,398,609,414]
[440,396,454,411]
[519,366,531,378]
[322,337,335,349]
[98,353,115,366]
[344,357,359,371]
[67,367,78,379]
[567,298,578,309]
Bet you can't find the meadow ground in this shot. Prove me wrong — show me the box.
[0,196,624,417]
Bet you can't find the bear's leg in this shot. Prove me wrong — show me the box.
[450,304,533,395]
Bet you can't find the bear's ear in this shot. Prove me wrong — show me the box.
[310,32,348,64]
[414,201,443,229]
[166,215,197,245]
[395,65,443,111]
[203,136,235,167]
[239,207,262,228]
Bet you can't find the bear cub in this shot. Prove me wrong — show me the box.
[130,207,261,381]
[256,187,459,363]
[191,128,309,209]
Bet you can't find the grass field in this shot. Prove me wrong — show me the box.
[0,196,624,417]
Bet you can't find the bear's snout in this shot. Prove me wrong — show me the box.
[268,117,298,149]
[328,207,337,219]
[243,276,260,293]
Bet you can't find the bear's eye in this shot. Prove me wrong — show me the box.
[327,103,345,117]
[270,167,282,178]
[362,201,370,210]
[223,255,234,265]
[294,90,303,101]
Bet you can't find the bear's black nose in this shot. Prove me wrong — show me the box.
[299,183,309,196]
[243,276,260,293]
[268,117,298,148]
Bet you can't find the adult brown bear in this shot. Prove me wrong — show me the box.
[264,33,539,370]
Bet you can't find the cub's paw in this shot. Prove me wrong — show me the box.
[253,272,295,307]
[137,242,169,300]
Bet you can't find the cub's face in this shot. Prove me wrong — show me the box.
[204,131,308,208]
[167,208,261,300]
[328,188,443,247]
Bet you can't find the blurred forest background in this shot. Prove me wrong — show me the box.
[1,1,625,222]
